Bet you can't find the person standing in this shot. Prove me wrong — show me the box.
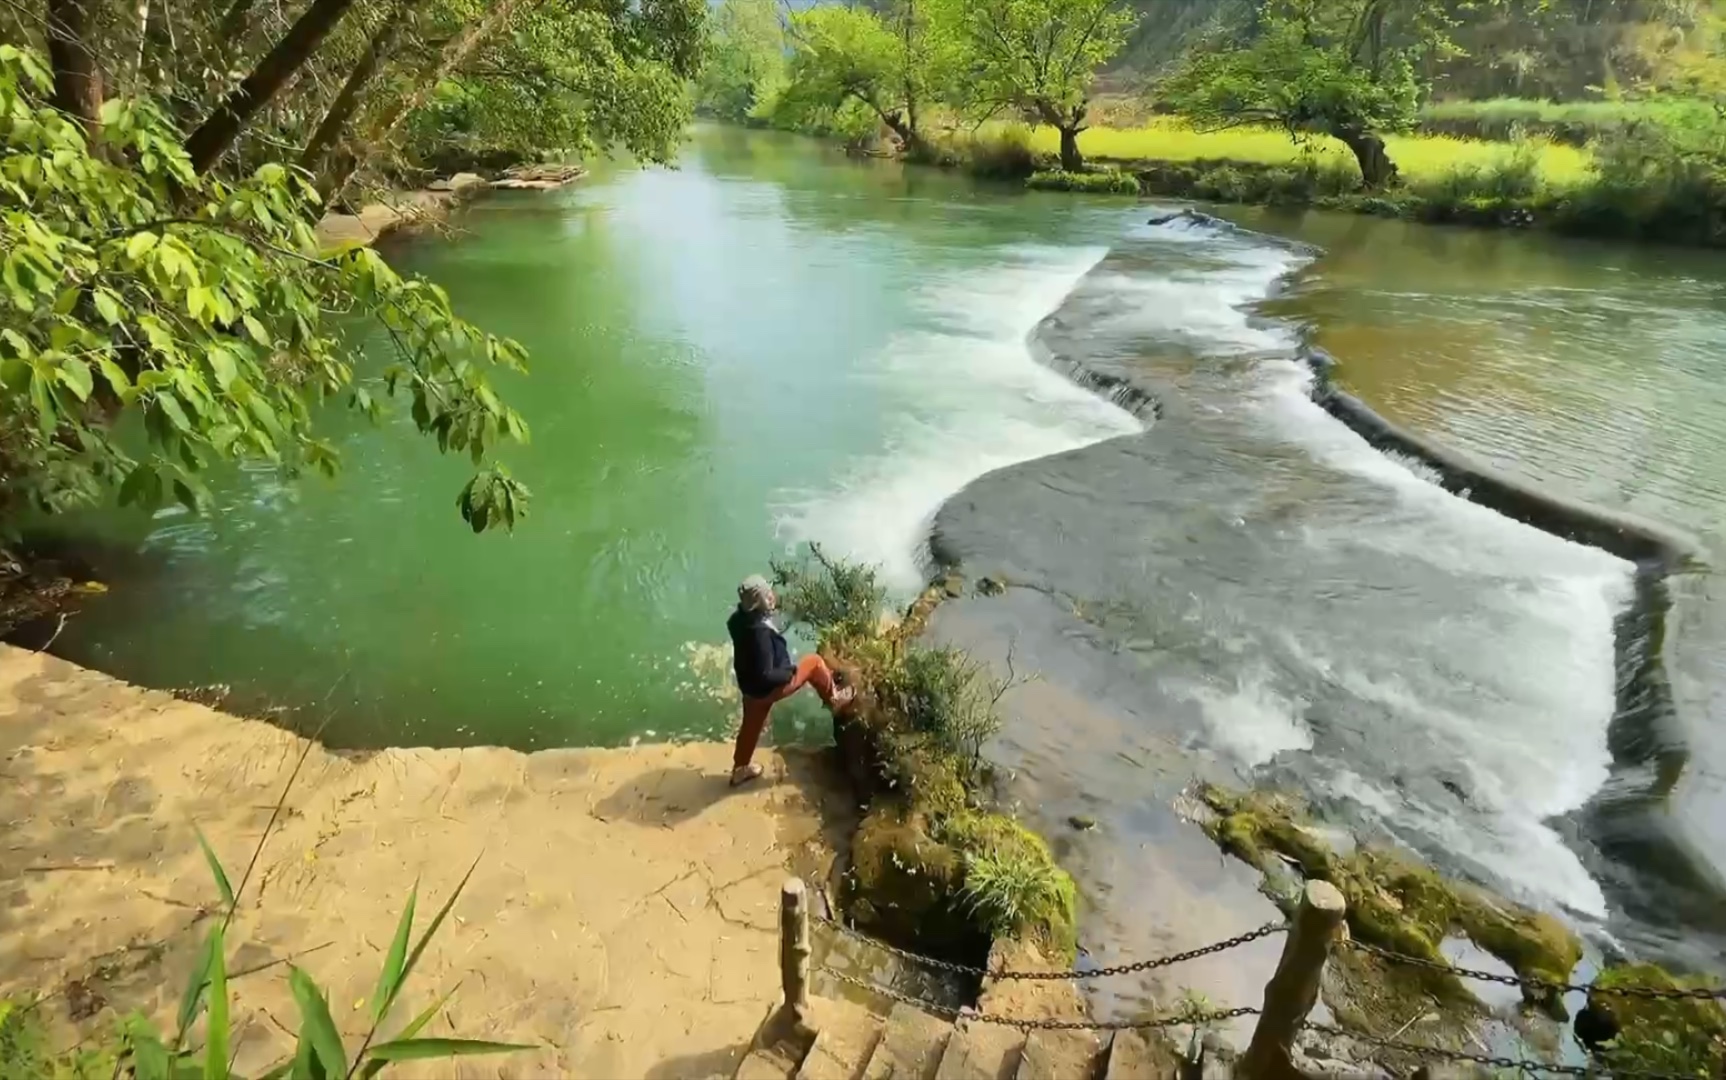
[726,574,854,786]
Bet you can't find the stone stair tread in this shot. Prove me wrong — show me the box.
[861,1002,954,1080]
[1016,1030,1105,1080]
[798,998,886,1080]
[1104,1030,1184,1080]
[738,1045,805,1080]
[933,1019,1024,1080]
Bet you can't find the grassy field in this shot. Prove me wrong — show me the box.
[1023,118,1596,189]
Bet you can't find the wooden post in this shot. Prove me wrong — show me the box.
[1240,881,1347,1080]
[780,878,811,1019]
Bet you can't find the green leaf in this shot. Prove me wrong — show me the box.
[209,348,238,391]
[56,356,93,401]
[126,231,160,262]
[174,926,217,1047]
[204,922,229,1080]
[192,828,235,908]
[157,393,191,433]
[358,986,457,1080]
[174,479,204,516]
[371,883,418,1023]
[93,288,125,325]
[288,966,348,1079]
[242,315,270,346]
[126,1018,173,1080]
[363,1038,535,1063]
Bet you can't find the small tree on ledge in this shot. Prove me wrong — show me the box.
[1160,0,1480,190]
[936,0,1136,173]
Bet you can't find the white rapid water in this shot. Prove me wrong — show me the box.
[928,211,1637,923]
[774,244,1143,590]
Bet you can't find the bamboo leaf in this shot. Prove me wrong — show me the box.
[193,827,235,909]
[204,922,229,1080]
[288,966,348,1078]
[371,882,418,1023]
[363,1037,535,1063]
[399,857,480,996]
[174,927,217,1046]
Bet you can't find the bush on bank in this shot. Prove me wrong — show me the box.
[768,548,1077,963]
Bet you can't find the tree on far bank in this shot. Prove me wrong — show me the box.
[697,0,787,123]
[933,0,1135,172]
[1159,0,1477,189]
[783,1,950,157]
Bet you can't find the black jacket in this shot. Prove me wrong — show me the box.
[728,606,794,699]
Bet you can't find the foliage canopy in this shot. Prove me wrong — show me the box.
[0,43,529,533]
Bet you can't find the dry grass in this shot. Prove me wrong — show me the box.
[1022,118,1596,189]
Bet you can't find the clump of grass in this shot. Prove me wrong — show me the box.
[1026,168,1140,194]
[960,123,1040,180]
[952,815,1078,956]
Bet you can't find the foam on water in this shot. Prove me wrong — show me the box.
[774,246,1142,589]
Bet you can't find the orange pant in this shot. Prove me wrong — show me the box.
[733,654,838,769]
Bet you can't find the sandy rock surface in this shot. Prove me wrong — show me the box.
[0,645,851,1078]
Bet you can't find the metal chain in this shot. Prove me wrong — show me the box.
[817,966,1260,1031]
[998,922,1287,981]
[1301,1022,1710,1080]
[814,913,1285,981]
[1343,939,1726,1001]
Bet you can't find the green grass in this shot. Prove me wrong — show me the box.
[1416,97,1711,146]
[1022,118,1595,190]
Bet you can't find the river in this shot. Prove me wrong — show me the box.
[33,127,1726,997]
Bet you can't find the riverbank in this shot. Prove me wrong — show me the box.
[0,645,854,1078]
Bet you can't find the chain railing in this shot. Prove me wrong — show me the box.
[1342,937,1726,1002]
[775,879,1720,1079]
[814,910,1286,980]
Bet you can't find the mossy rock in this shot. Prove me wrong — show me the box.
[1198,782,1584,1017]
[1586,964,1726,1076]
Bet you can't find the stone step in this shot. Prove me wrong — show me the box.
[933,1019,1024,1080]
[798,999,887,1080]
[1015,1030,1106,1080]
[861,1003,954,1080]
[738,1044,806,1080]
[1103,1030,1184,1080]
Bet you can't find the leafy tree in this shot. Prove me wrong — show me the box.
[1160,0,1479,189]
[697,0,788,123]
[784,0,949,156]
[934,0,1136,172]
[0,44,530,533]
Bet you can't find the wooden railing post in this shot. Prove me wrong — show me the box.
[780,878,811,1020]
[1241,881,1347,1080]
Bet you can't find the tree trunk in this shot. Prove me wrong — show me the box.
[321,0,535,199]
[182,0,361,175]
[1059,126,1082,172]
[45,0,102,133]
[300,2,415,178]
[1337,126,1397,190]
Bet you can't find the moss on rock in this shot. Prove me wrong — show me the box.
[1587,964,1726,1077]
[846,801,984,959]
[1198,782,1584,1017]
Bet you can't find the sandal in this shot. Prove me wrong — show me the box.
[729,763,764,787]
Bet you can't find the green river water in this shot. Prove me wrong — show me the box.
[36,126,1726,981]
